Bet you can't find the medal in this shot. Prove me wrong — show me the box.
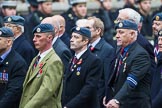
[76,72,80,76]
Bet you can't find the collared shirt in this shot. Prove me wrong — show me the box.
[75,48,87,59]
[0,48,11,62]
[58,34,63,38]
[38,48,53,63]
[91,37,101,48]
[52,36,58,45]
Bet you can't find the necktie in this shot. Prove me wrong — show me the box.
[89,45,95,51]
[33,55,41,69]
[70,56,77,71]
[115,47,124,81]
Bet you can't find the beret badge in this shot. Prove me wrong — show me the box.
[156,16,160,21]
[159,30,162,36]
[8,17,12,22]
[76,27,80,31]
[36,28,41,32]
[119,22,123,28]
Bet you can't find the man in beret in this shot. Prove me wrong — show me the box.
[0,27,27,108]
[152,13,162,62]
[151,29,162,108]
[19,23,63,108]
[103,20,151,108]
[62,26,102,108]
[41,17,72,73]
[4,15,36,67]
[0,0,17,27]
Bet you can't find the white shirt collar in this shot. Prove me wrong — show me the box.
[91,37,101,47]
[38,48,53,63]
[75,48,87,59]
[52,36,58,45]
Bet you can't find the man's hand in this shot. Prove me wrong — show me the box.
[103,96,108,107]
[106,99,120,108]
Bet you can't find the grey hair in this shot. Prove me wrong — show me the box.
[17,24,24,33]
[119,8,141,25]
[76,19,88,27]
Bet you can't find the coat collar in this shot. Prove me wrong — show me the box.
[24,49,54,85]
[66,49,90,79]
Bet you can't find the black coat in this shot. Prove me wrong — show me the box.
[0,49,28,108]
[60,32,71,48]
[53,38,72,71]
[107,42,151,108]
[62,49,102,108]
[151,52,162,108]
[137,33,156,77]
[12,34,36,67]
[91,38,115,108]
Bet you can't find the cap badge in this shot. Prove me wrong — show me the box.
[8,17,12,22]
[119,22,123,28]
[36,28,41,32]
[39,17,43,21]
[76,27,80,31]
[156,16,160,21]
[159,30,162,36]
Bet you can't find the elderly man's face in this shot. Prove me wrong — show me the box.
[115,29,133,47]
[0,37,11,54]
[152,20,162,36]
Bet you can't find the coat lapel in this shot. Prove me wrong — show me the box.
[25,50,53,85]
[66,49,89,79]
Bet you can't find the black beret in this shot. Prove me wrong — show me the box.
[115,20,138,31]
[152,13,162,22]
[4,16,25,26]
[33,23,54,34]
[0,27,14,37]
[71,26,91,38]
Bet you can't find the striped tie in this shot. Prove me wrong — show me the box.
[33,55,41,69]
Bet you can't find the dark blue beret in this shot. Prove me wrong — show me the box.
[4,16,25,26]
[152,13,162,22]
[115,20,138,31]
[33,23,54,34]
[71,26,91,38]
[0,27,14,37]
[27,0,38,6]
